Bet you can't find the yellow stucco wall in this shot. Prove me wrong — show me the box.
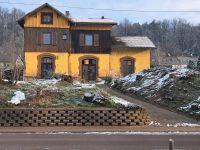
[69,54,110,78]
[24,49,150,78]
[25,52,69,77]
[110,48,150,77]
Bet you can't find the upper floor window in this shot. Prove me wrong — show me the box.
[41,12,53,24]
[43,33,52,45]
[85,34,93,46]
[79,33,99,47]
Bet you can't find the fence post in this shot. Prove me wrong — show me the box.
[169,139,174,150]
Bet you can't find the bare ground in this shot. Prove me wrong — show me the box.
[98,85,200,126]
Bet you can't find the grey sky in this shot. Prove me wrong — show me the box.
[1,0,200,24]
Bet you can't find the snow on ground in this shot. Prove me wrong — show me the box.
[149,121,162,127]
[9,91,25,104]
[178,96,200,115]
[121,71,144,83]
[167,123,200,127]
[110,96,133,106]
[150,121,200,127]
[112,67,191,97]
[96,80,105,85]
[73,81,96,89]
[31,79,60,86]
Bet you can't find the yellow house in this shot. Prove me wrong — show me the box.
[18,3,155,80]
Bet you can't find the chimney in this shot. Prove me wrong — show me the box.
[65,11,70,17]
[101,16,105,19]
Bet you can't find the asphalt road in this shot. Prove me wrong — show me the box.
[0,133,200,150]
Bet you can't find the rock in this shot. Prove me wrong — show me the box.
[61,75,73,83]
[116,103,139,111]
[136,75,143,81]
[92,93,106,105]
[83,92,95,102]
[191,104,199,111]
[83,92,107,105]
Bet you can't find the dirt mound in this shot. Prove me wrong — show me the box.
[108,67,200,119]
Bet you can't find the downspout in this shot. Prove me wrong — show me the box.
[68,29,71,75]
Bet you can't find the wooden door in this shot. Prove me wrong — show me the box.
[41,57,53,79]
[122,59,134,76]
[82,59,97,81]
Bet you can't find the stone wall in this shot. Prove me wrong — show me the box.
[0,108,150,127]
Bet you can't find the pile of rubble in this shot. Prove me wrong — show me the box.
[107,67,200,119]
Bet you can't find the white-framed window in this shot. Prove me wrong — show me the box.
[85,34,93,46]
[43,33,51,45]
[62,34,67,40]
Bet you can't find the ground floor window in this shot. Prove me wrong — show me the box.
[121,57,135,77]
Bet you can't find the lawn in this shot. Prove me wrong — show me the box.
[0,79,137,109]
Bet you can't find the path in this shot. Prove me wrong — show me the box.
[98,85,200,125]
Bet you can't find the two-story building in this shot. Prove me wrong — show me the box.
[18,3,155,80]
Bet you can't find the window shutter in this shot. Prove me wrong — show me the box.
[94,34,99,46]
[52,32,57,45]
[37,31,41,45]
[79,33,85,46]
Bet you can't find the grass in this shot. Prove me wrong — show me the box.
[0,81,116,109]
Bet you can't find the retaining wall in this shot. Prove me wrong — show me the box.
[0,108,150,127]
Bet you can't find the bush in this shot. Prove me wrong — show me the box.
[105,76,112,84]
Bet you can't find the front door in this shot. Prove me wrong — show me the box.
[122,59,134,76]
[41,57,53,79]
[82,59,97,81]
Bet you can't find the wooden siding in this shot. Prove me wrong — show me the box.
[24,28,70,52]
[24,6,70,28]
[70,24,112,30]
[71,30,111,54]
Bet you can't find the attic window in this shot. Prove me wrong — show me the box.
[41,12,53,24]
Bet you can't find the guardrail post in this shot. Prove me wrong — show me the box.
[169,139,174,150]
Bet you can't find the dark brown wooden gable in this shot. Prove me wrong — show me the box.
[24,28,70,52]
[71,30,111,54]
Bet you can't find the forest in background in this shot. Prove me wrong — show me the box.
[1,6,200,63]
[0,7,24,63]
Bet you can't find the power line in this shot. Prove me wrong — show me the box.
[1,1,200,13]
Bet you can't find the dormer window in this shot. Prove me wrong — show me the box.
[41,12,53,24]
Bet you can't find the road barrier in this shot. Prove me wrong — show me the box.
[0,108,150,127]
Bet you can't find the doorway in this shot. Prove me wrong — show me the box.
[121,57,135,77]
[41,57,54,79]
[82,59,97,81]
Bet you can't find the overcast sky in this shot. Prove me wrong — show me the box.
[1,0,200,24]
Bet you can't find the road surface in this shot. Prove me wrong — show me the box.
[0,133,200,150]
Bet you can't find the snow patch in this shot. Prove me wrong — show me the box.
[73,81,96,89]
[31,79,60,86]
[9,91,25,104]
[167,123,200,127]
[96,80,105,85]
[149,121,162,127]
[110,96,132,106]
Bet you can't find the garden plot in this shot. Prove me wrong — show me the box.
[0,79,139,110]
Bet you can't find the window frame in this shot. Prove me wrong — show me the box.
[85,34,93,46]
[41,12,53,24]
[42,32,52,45]
[62,34,67,40]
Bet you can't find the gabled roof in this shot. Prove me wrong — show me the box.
[112,36,156,49]
[72,18,117,25]
[18,3,72,27]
